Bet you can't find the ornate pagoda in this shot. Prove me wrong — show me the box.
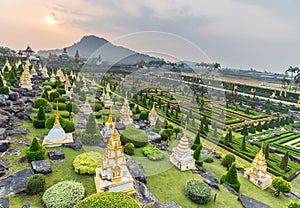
[50,70,56,82]
[244,144,272,190]
[1,58,11,72]
[101,88,112,107]
[95,123,136,195]
[148,105,158,125]
[20,65,32,90]
[170,126,196,171]
[30,64,38,76]
[120,97,133,125]
[43,102,73,147]
[101,106,118,141]
[80,95,93,115]
[106,83,111,93]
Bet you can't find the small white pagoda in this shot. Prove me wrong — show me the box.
[170,127,196,171]
[244,144,272,190]
[120,98,133,125]
[43,102,73,147]
[1,58,11,72]
[95,123,136,195]
[101,106,118,141]
[80,95,93,115]
[50,70,56,82]
[20,65,32,90]
[148,105,158,125]
[101,88,113,107]
[30,65,38,77]
[106,83,111,93]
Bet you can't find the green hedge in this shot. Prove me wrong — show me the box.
[0,86,9,94]
[25,174,46,195]
[120,127,148,148]
[73,152,102,175]
[123,143,135,155]
[25,138,46,162]
[186,180,212,204]
[74,192,141,208]
[142,146,164,161]
[52,102,66,110]
[33,119,45,128]
[42,181,85,208]
[34,98,48,108]
[81,132,101,145]
[54,97,67,103]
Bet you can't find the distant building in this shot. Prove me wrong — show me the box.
[75,50,80,61]
[60,48,69,60]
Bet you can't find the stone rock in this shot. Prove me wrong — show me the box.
[6,128,28,136]
[291,191,300,199]
[0,141,10,152]
[63,134,82,151]
[48,150,65,161]
[238,194,271,208]
[284,192,294,199]
[76,119,86,129]
[18,156,27,164]
[0,169,33,195]
[0,116,9,128]
[222,183,239,196]
[8,92,19,101]
[31,160,52,174]
[204,179,219,190]
[126,157,147,184]
[153,201,182,208]
[116,122,126,130]
[24,105,34,116]
[0,198,9,208]
[134,180,157,206]
[22,203,30,208]
[0,129,6,140]
[0,95,7,107]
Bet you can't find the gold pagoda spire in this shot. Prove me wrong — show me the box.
[107,106,113,124]
[54,101,60,125]
[85,95,89,105]
[5,58,9,64]
[112,121,119,140]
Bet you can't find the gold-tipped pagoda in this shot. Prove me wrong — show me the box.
[80,95,93,115]
[101,106,118,140]
[20,65,33,90]
[244,144,272,190]
[148,105,158,125]
[95,122,135,195]
[120,97,133,125]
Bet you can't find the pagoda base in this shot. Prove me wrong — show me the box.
[20,85,32,90]
[94,168,136,195]
[244,170,272,190]
[43,133,73,147]
[170,155,196,171]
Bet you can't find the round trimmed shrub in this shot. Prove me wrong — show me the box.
[42,181,85,208]
[120,127,148,148]
[52,102,66,110]
[221,154,236,169]
[54,97,67,103]
[45,115,66,129]
[91,102,103,112]
[74,192,141,208]
[203,154,214,163]
[25,174,46,195]
[186,180,212,204]
[143,146,164,161]
[60,111,71,118]
[49,91,60,102]
[124,143,135,155]
[33,119,45,128]
[25,138,46,162]
[81,132,101,145]
[44,102,53,113]
[64,120,75,133]
[42,85,52,91]
[0,86,9,94]
[73,152,102,175]
[34,98,48,108]
[56,88,66,95]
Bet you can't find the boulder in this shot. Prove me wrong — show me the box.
[204,179,219,190]
[0,128,6,140]
[22,203,30,208]
[116,122,126,130]
[0,169,33,195]
[0,198,9,208]
[134,180,157,206]
[126,157,147,184]
[284,192,294,199]
[48,150,65,161]
[0,158,8,177]
[6,129,28,136]
[0,95,7,107]
[0,116,9,128]
[31,160,52,174]
[63,133,82,151]
[0,141,10,152]
[238,194,271,208]
[222,183,239,196]
[153,201,182,208]
[8,92,19,101]
[291,191,300,199]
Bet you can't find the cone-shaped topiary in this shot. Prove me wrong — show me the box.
[37,106,46,120]
[86,114,96,134]
[25,138,46,161]
[280,151,289,171]
[220,164,240,192]
[192,132,201,150]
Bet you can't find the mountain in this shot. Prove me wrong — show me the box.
[37,35,160,64]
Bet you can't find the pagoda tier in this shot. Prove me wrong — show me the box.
[43,102,73,147]
[120,98,133,125]
[244,144,272,190]
[95,123,135,195]
[100,88,113,107]
[148,105,158,126]
[80,95,93,115]
[31,65,37,76]
[20,65,33,90]
[170,127,195,171]
[101,106,118,140]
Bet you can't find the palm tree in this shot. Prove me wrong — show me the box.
[286,66,299,92]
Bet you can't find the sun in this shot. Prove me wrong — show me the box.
[46,16,57,25]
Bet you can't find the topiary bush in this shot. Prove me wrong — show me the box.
[91,102,103,112]
[34,98,48,108]
[42,85,52,91]
[221,154,236,169]
[143,146,164,161]
[64,120,75,133]
[25,174,46,195]
[56,88,66,95]
[33,119,46,128]
[120,127,148,148]
[73,152,102,175]
[0,86,9,94]
[186,180,212,204]
[81,132,101,145]
[45,115,66,129]
[44,102,53,113]
[42,181,85,208]
[25,138,46,162]
[220,164,241,192]
[49,91,60,102]
[52,102,66,110]
[74,192,141,208]
[54,97,67,103]
[123,143,135,155]
[33,106,46,128]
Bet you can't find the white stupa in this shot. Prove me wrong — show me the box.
[80,95,93,115]
[100,88,113,107]
[43,102,73,147]
[120,97,133,125]
[101,106,118,141]
[1,58,11,72]
[30,65,38,76]
[50,70,56,82]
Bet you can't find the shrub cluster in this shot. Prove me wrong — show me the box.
[0,86,9,94]
[123,143,135,155]
[143,146,164,161]
[74,192,141,208]
[25,138,46,162]
[25,174,46,195]
[186,180,212,204]
[42,181,85,208]
[33,106,46,128]
[81,132,101,145]
[34,98,48,108]
[52,102,66,110]
[73,152,102,175]
[220,164,241,192]
[221,154,236,169]
[120,128,148,148]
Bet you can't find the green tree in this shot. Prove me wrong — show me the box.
[288,201,300,208]
[221,154,236,169]
[25,138,46,161]
[160,129,173,141]
[241,136,246,151]
[280,151,289,171]
[173,127,182,138]
[139,111,149,121]
[220,164,241,192]
[241,125,248,136]
[228,129,233,142]
[66,102,79,118]
[37,106,46,120]
[224,133,230,146]
[272,177,291,196]
[86,114,97,134]
[193,144,202,161]
[192,132,201,150]
[264,143,270,159]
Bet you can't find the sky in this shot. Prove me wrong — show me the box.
[1,0,300,73]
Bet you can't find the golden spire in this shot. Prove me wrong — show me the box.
[5,58,8,64]
[107,106,113,124]
[85,95,89,104]
[103,87,105,94]
[112,121,118,140]
[54,101,60,125]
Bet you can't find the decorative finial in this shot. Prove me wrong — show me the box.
[54,101,60,124]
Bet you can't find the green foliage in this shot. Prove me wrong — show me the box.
[42,181,85,208]
[123,143,135,155]
[66,102,79,115]
[34,98,48,108]
[74,192,141,208]
[25,138,46,162]
[91,102,103,112]
[193,144,202,161]
[37,106,46,120]
[264,143,269,159]
[33,119,46,128]
[0,86,9,94]
[73,152,102,175]
[49,91,60,102]
[220,164,241,192]
[81,132,101,146]
[272,177,291,195]
[45,115,66,129]
[42,85,52,91]
[288,201,300,208]
[186,180,212,204]
[139,111,149,121]
[0,75,3,87]
[56,88,66,95]
[86,114,97,134]
[191,132,201,150]
[120,128,148,148]
[52,102,66,110]
[64,120,75,133]
[160,129,173,140]
[241,125,248,136]
[143,146,164,161]
[25,174,46,195]
[241,136,246,151]
[221,154,236,169]
[203,154,214,163]
[280,151,289,171]
[44,102,53,113]
[54,97,67,103]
